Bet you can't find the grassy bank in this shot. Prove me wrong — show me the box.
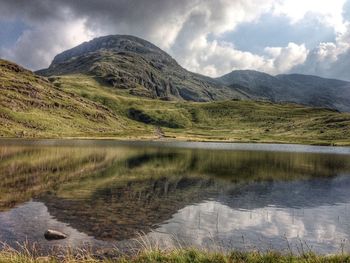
[0,248,350,263]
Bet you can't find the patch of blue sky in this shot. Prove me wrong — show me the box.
[215,14,336,55]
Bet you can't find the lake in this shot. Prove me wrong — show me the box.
[1,139,350,255]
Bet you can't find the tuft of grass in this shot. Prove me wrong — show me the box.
[126,249,350,263]
[0,246,350,263]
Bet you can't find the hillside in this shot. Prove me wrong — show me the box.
[0,59,127,137]
[217,70,350,112]
[1,58,350,145]
[45,74,350,145]
[37,35,247,102]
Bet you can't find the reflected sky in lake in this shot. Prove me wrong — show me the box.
[0,140,350,254]
[151,176,350,254]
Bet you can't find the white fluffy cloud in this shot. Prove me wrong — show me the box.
[272,0,348,35]
[291,20,350,80]
[0,0,349,79]
[265,43,309,73]
[176,39,308,77]
[156,0,310,76]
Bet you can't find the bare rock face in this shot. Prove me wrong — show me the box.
[44,229,67,240]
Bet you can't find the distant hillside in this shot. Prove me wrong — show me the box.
[37,35,247,102]
[217,70,350,112]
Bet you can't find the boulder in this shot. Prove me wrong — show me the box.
[44,229,67,240]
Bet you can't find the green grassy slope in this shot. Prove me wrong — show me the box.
[1,59,350,145]
[0,59,149,138]
[50,74,350,145]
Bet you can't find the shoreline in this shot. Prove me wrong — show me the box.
[1,135,350,147]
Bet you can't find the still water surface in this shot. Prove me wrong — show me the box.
[1,139,350,254]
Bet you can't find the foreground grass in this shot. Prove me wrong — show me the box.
[0,248,350,263]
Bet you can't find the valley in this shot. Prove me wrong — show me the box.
[1,35,350,145]
[1,64,350,145]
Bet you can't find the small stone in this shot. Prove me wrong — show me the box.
[44,229,67,240]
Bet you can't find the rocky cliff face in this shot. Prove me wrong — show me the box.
[37,35,247,102]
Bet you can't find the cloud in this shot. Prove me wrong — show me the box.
[0,0,276,73]
[269,0,350,81]
[160,0,310,77]
[344,0,350,20]
[0,20,29,48]
[273,0,347,32]
[290,21,350,80]
[265,43,308,73]
[173,38,308,77]
[222,14,336,55]
[0,0,348,79]
[0,1,94,69]
[1,18,93,69]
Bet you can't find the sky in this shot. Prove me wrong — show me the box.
[0,0,350,80]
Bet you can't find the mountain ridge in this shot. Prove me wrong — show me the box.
[217,70,350,112]
[37,35,247,102]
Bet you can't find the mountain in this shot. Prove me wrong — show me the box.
[217,70,350,112]
[37,35,247,102]
[0,59,123,137]
[38,34,350,112]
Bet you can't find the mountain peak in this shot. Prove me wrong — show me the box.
[51,35,174,66]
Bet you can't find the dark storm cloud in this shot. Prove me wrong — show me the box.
[1,0,279,74]
[0,0,197,69]
[0,0,192,39]
[0,0,68,21]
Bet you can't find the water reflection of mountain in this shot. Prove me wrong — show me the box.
[35,148,350,241]
[40,176,220,241]
[1,143,350,241]
[41,175,350,241]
